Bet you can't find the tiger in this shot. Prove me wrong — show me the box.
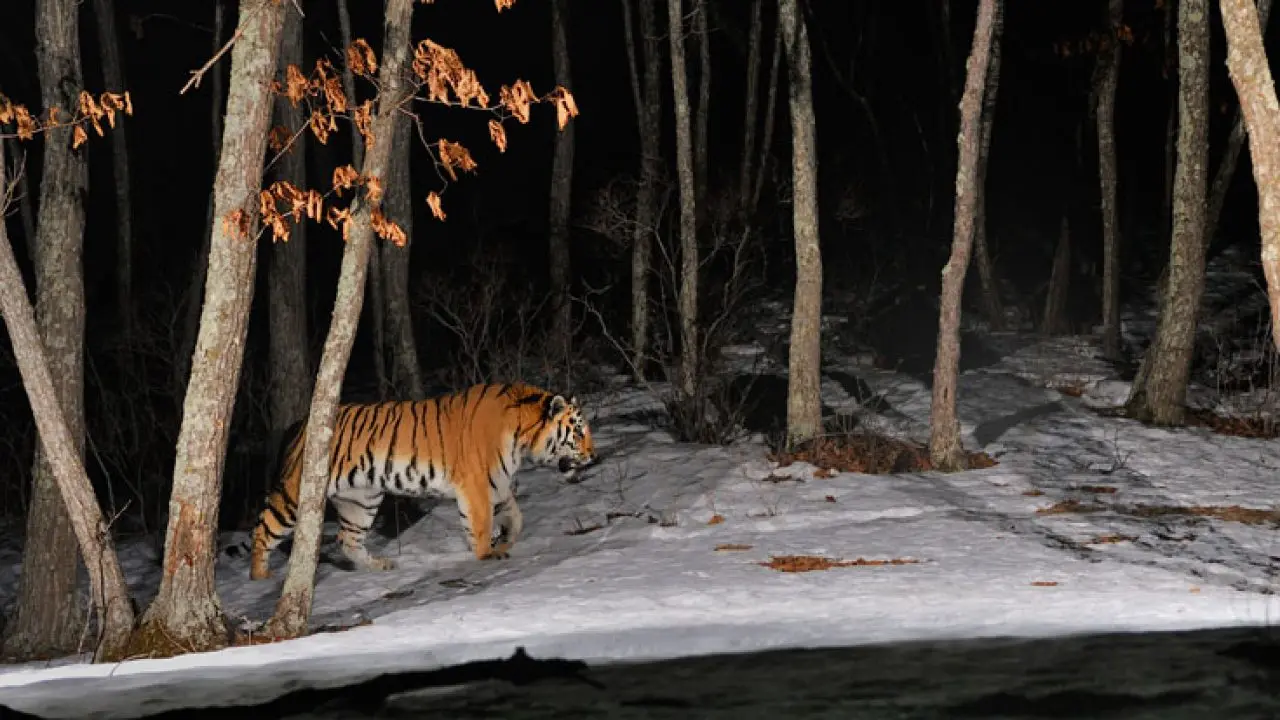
[249,382,598,581]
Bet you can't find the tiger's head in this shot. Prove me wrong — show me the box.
[530,393,598,482]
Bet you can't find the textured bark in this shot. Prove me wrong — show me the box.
[780,0,822,447]
[0,144,135,663]
[1219,0,1280,353]
[1125,0,1209,426]
[128,0,286,658]
[1098,0,1125,360]
[265,0,415,637]
[1041,213,1073,335]
[382,111,423,400]
[929,0,999,471]
[693,0,711,215]
[92,0,135,341]
[548,0,575,358]
[268,4,313,459]
[972,0,1005,331]
[3,0,90,662]
[738,0,763,220]
[1163,0,1178,243]
[668,0,699,399]
[751,23,783,211]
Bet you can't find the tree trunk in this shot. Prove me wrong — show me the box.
[3,0,91,662]
[738,0,763,221]
[1098,0,1125,360]
[1041,212,1073,335]
[1219,0,1280,353]
[128,0,287,659]
[91,0,135,342]
[265,0,416,638]
[268,3,312,465]
[0,143,135,663]
[972,0,1005,331]
[693,0,711,216]
[382,111,423,400]
[624,0,663,380]
[548,0,575,362]
[780,0,822,447]
[752,22,783,212]
[668,0,699,399]
[928,0,1000,471]
[1124,0,1209,426]
[1163,0,1178,244]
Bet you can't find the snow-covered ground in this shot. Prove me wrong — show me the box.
[3,248,1280,718]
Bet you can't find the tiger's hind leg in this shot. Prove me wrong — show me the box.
[331,488,397,572]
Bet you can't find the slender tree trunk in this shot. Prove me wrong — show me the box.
[625,0,662,380]
[669,0,699,399]
[928,0,1000,471]
[779,0,822,447]
[128,0,287,658]
[693,0,711,216]
[1163,0,1178,244]
[1098,0,1125,359]
[1041,212,1073,335]
[752,22,783,212]
[268,3,312,462]
[972,0,1005,331]
[548,0,575,362]
[92,0,134,342]
[1219,0,1280,353]
[3,0,90,661]
[0,143,135,663]
[382,111,423,399]
[266,0,415,638]
[738,0,763,221]
[1125,0,1210,426]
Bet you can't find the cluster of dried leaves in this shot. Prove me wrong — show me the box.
[1035,496,1280,527]
[1183,407,1280,439]
[759,555,921,573]
[0,91,133,148]
[770,432,998,476]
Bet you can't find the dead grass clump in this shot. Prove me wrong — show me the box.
[1123,504,1280,525]
[715,543,753,551]
[1035,499,1105,515]
[1088,533,1136,544]
[1184,408,1280,439]
[759,554,922,572]
[770,432,997,475]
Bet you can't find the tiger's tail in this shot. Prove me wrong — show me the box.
[249,420,308,580]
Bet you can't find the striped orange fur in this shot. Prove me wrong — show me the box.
[249,382,598,580]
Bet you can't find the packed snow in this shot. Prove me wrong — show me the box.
[3,249,1280,717]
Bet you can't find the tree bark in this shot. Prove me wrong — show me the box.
[751,22,783,212]
[1125,0,1209,426]
[1098,0,1125,360]
[668,0,699,399]
[265,0,415,638]
[928,0,1000,471]
[268,3,313,463]
[1219,0,1280,353]
[91,0,135,342]
[780,0,822,447]
[3,0,91,662]
[1163,0,1178,244]
[0,143,135,663]
[1041,212,1073,335]
[548,0,575,361]
[693,0,711,216]
[972,0,1005,331]
[128,0,287,658]
[381,110,423,400]
[738,0,763,221]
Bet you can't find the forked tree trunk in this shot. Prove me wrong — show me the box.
[268,4,313,463]
[265,0,416,637]
[1098,0,1125,360]
[1219,0,1280,352]
[779,0,822,447]
[382,111,424,399]
[693,0,711,216]
[548,0,575,361]
[751,22,783,212]
[128,0,287,658]
[1041,212,1073,335]
[1124,0,1209,427]
[668,0,699,399]
[738,0,763,221]
[928,0,1000,471]
[92,0,135,342]
[0,144,135,664]
[5,0,90,662]
[972,0,1005,331]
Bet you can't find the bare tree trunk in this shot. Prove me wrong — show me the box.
[1219,0,1280,353]
[0,144,135,663]
[1098,0,1125,359]
[928,0,1000,471]
[779,0,822,447]
[693,0,711,216]
[128,0,287,658]
[972,0,1005,331]
[1163,0,1178,244]
[268,2,312,466]
[381,112,423,399]
[3,0,91,662]
[624,0,662,380]
[1125,0,1209,426]
[738,0,763,221]
[752,22,783,212]
[91,0,134,342]
[265,0,415,638]
[669,0,699,399]
[1041,212,1073,335]
[548,0,575,362]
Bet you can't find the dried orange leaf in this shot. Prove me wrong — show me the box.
[72,125,88,149]
[550,86,579,130]
[488,119,508,153]
[347,38,378,76]
[425,191,446,221]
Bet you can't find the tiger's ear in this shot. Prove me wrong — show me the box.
[545,394,569,419]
